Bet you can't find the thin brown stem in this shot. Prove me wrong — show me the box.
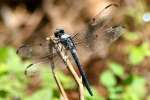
[48,43,69,100]
[51,66,69,100]
[52,38,84,100]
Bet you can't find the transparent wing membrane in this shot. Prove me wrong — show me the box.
[72,3,123,62]
[90,3,119,27]
[17,40,50,59]
[17,3,123,60]
[24,61,49,77]
[24,53,61,76]
[17,3,124,80]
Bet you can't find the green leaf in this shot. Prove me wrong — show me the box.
[108,62,124,77]
[100,70,117,87]
[108,86,124,94]
[127,42,150,65]
[123,75,134,84]
[129,46,144,65]
[0,75,25,98]
[0,90,7,98]
[109,92,120,100]
[130,76,146,96]
[0,47,9,62]
[0,63,8,75]
[6,47,23,72]
[108,86,124,100]
[122,75,146,100]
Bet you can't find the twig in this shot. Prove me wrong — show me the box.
[51,65,69,100]
[51,37,84,100]
[65,59,84,100]
[48,39,69,100]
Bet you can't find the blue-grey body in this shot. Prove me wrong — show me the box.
[55,29,93,96]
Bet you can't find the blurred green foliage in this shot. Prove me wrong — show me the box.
[0,47,103,100]
[100,61,147,100]
[0,32,150,100]
[0,47,59,100]
[85,88,104,100]
[0,0,150,100]
[1,28,150,100]
[128,42,150,65]
[124,32,150,65]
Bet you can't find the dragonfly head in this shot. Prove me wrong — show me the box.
[54,28,65,38]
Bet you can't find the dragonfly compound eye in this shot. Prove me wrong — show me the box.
[54,28,65,38]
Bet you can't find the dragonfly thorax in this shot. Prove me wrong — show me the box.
[60,34,70,39]
[60,34,72,49]
[54,28,72,49]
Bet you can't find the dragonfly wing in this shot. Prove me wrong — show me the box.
[90,3,119,28]
[85,3,120,48]
[24,52,61,76]
[17,44,33,58]
[17,40,51,59]
[89,25,124,56]
[72,3,124,62]
[73,3,120,47]
[25,61,49,77]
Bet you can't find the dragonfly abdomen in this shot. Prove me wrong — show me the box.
[69,47,93,96]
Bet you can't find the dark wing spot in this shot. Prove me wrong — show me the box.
[95,34,98,38]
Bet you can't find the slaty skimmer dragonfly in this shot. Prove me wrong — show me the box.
[16,3,124,96]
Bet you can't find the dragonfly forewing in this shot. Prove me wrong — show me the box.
[72,3,123,61]
[17,40,52,59]
[90,3,119,27]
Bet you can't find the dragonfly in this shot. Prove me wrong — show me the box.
[16,3,124,96]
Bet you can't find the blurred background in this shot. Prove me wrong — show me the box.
[0,0,150,100]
